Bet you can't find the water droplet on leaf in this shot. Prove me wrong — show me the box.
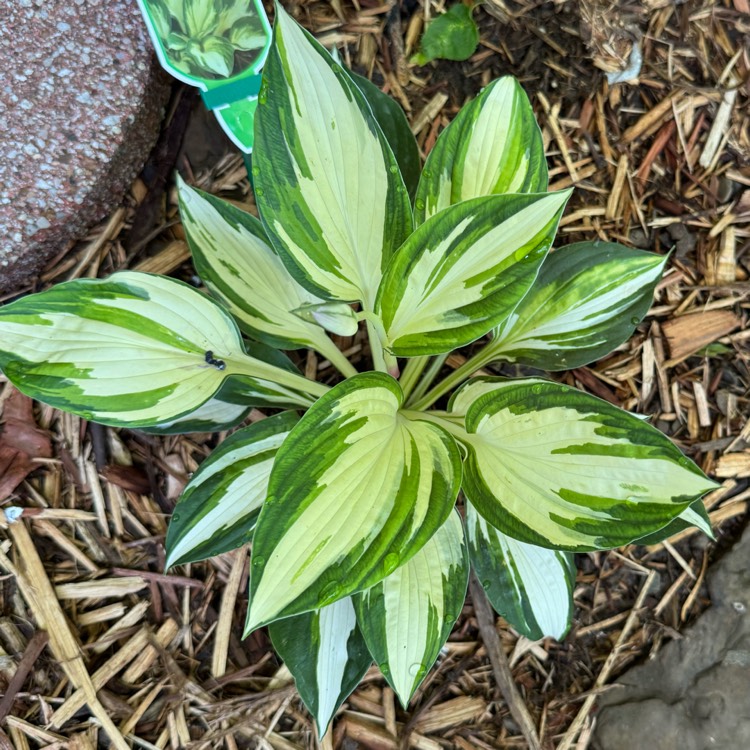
[531,384,543,395]
[515,246,536,263]
[255,186,264,197]
[252,555,265,567]
[415,198,425,210]
[408,662,425,676]
[630,316,640,326]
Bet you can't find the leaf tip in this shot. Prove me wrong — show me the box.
[392,679,416,710]
[243,607,263,638]
[272,1,292,28]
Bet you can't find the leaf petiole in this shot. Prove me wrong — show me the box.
[398,356,430,400]
[400,409,470,443]
[226,352,330,399]
[408,346,496,411]
[358,311,398,377]
[405,353,449,407]
[314,338,359,379]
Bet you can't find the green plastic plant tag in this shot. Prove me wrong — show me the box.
[137,0,271,152]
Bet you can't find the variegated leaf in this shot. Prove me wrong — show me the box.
[465,502,574,640]
[245,373,462,631]
[141,388,251,435]
[220,377,316,412]
[221,341,320,409]
[166,412,296,566]
[376,192,570,356]
[268,596,372,735]
[489,242,668,370]
[414,76,547,224]
[349,71,421,201]
[178,179,347,362]
[633,498,713,545]
[453,377,718,551]
[0,272,325,427]
[354,511,468,706]
[254,6,412,308]
[144,345,312,434]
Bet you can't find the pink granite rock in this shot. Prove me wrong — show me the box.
[0,0,171,293]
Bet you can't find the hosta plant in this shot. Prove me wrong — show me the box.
[0,5,717,736]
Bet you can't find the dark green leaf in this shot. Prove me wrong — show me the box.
[412,4,479,65]
[349,72,421,201]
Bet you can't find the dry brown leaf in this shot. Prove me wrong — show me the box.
[0,388,52,501]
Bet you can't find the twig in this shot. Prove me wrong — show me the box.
[112,566,205,588]
[212,546,248,678]
[469,575,542,750]
[0,630,49,723]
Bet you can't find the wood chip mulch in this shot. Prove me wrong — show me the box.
[1,1,748,748]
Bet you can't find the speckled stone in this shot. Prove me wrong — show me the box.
[0,0,170,293]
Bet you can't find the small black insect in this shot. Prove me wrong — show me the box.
[204,350,226,370]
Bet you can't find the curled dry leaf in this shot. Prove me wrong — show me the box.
[0,387,52,502]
